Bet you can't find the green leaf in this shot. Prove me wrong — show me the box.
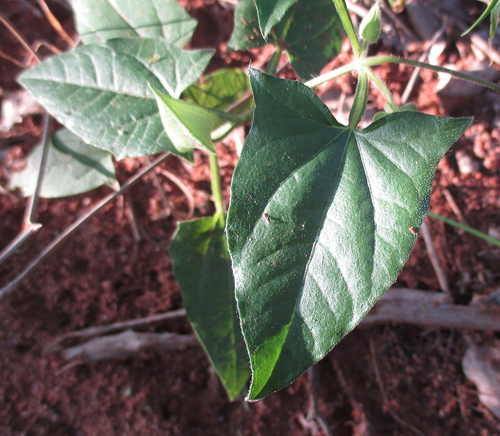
[150,85,220,154]
[490,1,500,39]
[170,213,250,400]
[228,0,267,50]
[10,128,115,198]
[183,69,252,114]
[72,0,197,47]
[226,69,471,401]
[19,39,213,160]
[253,0,298,38]
[461,0,500,37]
[229,0,344,80]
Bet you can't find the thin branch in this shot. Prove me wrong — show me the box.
[62,330,197,362]
[158,167,195,220]
[0,113,52,266]
[36,0,74,47]
[22,111,52,230]
[47,308,187,353]
[0,11,41,64]
[420,218,450,294]
[0,153,171,299]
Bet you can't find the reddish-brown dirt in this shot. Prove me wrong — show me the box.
[1,1,500,435]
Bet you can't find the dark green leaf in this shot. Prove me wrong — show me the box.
[226,69,471,400]
[72,0,197,46]
[10,128,115,198]
[229,0,344,80]
[170,213,250,400]
[254,0,298,38]
[19,39,213,160]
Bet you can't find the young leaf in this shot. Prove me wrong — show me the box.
[226,69,471,401]
[10,128,115,198]
[19,39,213,160]
[72,0,197,47]
[253,0,298,38]
[169,213,250,400]
[461,0,500,38]
[150,85,220,154]
[229,0,344,80]
[183,69,252,114]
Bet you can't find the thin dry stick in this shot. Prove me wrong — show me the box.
[0,11,41,63]
[401,21,448,105]
[420,218,450,294]
[443,188,469,227]
[369,336,426,436]
[307,367,334,436]
[144,156,171,218]
[157,167,195,220]
[0,153,171,299]
[36,0,74,47]
[22,112,52,231]
[47,308,187,353]
[0,113,52,266]
[0,48,29,67]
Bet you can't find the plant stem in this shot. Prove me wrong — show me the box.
[0,152,171,299]
[362,66,398,110]
[305,60,358,88]
[209,152,224,215]
[362,55,500,93]
[266,45,282,76]
[428,211,500,247]
[331,0,360,57]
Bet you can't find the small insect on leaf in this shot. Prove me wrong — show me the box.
[263,213,270,223]
[409,227,417,235]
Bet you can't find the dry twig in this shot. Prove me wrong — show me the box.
[420,219,450,294]
[36,0,74,47]
[158,167,195,220]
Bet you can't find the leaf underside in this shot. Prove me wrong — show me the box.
[226,69,471,400]
[10,128,116,198]
[72,0,197,47]
[170,214,250,400]
[19,39,213,160]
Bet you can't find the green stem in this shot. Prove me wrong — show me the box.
[428,211,500,247]
[362,55,500,93]
[349,70,368,129]
[206,107,244,123]
[266,45,282,76]
[362,66,398,110]
[331,0,360,57]
[305,60,358,88]
[209,152,224,215]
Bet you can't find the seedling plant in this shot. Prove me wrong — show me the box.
[5,0,500,402]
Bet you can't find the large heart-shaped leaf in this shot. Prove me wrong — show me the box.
[10,128,116,198]
[170,213,250,400]
[228,0,343,80]
[253,0,298,38]
[19,39,213,160]
[226,69,471,400]
[72,0,197,47]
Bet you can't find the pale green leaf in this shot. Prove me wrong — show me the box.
[72,0,197,46]
[10,128,115,198]
[150,85,220,154]
[19,39,213,160]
